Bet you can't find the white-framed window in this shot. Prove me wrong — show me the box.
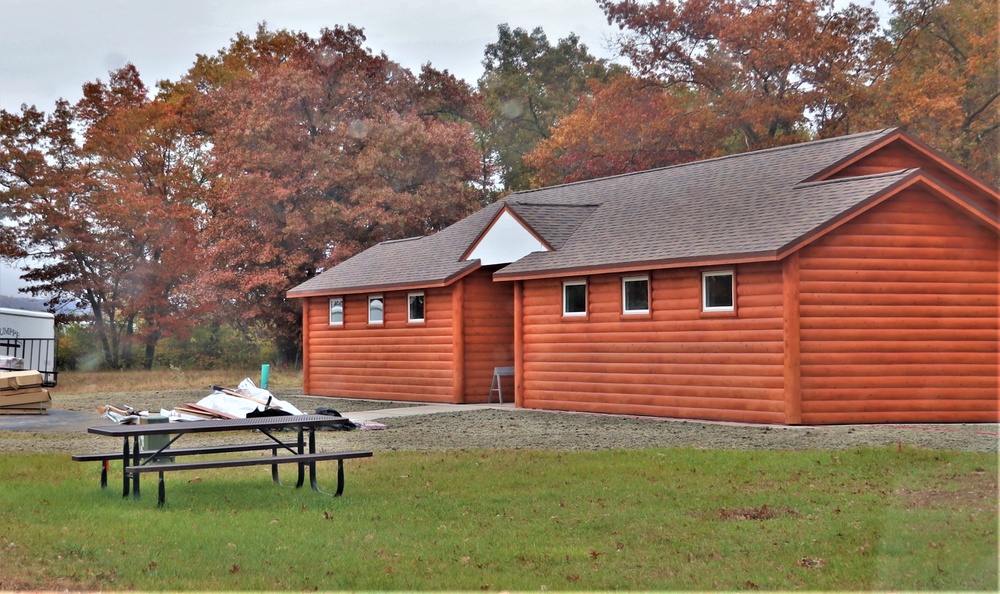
[368,295,384,324]
[408,292,425,323]
[702,270,735,312]
[622,276,650,314]
[328,297,344,326]
[562,280,587,317]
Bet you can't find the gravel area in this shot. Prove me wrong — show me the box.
[0,389,996,453]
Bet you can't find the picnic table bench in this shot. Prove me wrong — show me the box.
[75,415,372,507]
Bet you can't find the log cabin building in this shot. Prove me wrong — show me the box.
[288,128,999,424]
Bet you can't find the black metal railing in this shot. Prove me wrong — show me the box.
[0,338,58,387]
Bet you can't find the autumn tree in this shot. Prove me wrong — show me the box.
[478,24,621,193]
[598,0,883,150]
[0,65,207,369]
[526,74,722,185]
[179,26,481,359]
[859,0,998,184]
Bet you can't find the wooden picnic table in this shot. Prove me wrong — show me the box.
[77,415,372,506]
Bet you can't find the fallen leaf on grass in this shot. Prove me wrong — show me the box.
[229,564,240,574]
[797,557,826,569]
[187,477,202,484]
[322,511,334,520]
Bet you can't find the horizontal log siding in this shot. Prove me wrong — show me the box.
[302,288,456,403]
[520,263,786,422]
[798,189,999,423]
[832,140,998,217]
[461,267,515,403]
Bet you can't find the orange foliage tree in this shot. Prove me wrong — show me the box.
[177,26,482,357]
[526,74,723,186]
[860,0,998,185]
[0,66,207,368]
[598,0,883,150]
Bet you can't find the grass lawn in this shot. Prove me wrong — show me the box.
[0,446,995,591]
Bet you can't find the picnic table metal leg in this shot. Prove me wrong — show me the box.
[335,459,345,497]
[122,438,130,498]
[157,470,165,507]
[132,435,141,500]
[308,428,321,493]
[270,447,280,484]
[295,428,305,488]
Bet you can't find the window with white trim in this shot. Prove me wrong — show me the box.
[408,292,425,323]
[562,280,587,317]
[702,270,735,312]
[622,276,650,314]
[368,295,384,324]
[328,297,344,326]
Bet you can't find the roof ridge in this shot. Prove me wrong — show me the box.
[510,128,899,197]
[511,201,601,208]
[793,167,916,189]
[379,235,424,245]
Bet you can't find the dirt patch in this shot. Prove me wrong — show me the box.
[716,504,799,521]
[894,470,999,512]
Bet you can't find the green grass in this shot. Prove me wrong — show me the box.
[1,447,996,591]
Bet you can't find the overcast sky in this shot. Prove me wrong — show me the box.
[0,0,619,113]
[0,0,620,296]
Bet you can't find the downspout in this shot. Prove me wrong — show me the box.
[514,280,524,408]
[782,252,802,424]
[302,299,311,396]
[452,278,466,404]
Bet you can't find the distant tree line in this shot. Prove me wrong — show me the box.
[0,0,994,370]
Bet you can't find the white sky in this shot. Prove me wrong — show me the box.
[0,0,620,295]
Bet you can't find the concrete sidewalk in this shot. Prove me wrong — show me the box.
[346,402,514,422]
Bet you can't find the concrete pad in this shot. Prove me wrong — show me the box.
[347,402,514,422]
[0,408,107,433]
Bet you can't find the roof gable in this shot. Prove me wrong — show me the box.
[463,206,551,265]
[805,129,1000,217]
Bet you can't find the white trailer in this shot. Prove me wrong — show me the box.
[0,307,57,386]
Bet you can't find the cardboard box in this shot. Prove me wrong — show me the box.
[0,370,43,390]
[0,389,51,407]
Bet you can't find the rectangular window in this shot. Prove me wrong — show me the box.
[622,276,650,314]
[702,270,735,312]
[328,297,344,326]
[563,280,587,317]
[408,292,425,323]
[368,295,384,324]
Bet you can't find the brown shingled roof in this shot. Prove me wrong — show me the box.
[289,128,920,296]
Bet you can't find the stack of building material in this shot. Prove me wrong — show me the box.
[0,370,50,415]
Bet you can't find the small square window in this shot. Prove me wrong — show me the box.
[328,297,344,325]
[408,292,425,323]
[563,281,587,317]
[702,270,735,312]
[622,276,650,314]
[368,295,384,324]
